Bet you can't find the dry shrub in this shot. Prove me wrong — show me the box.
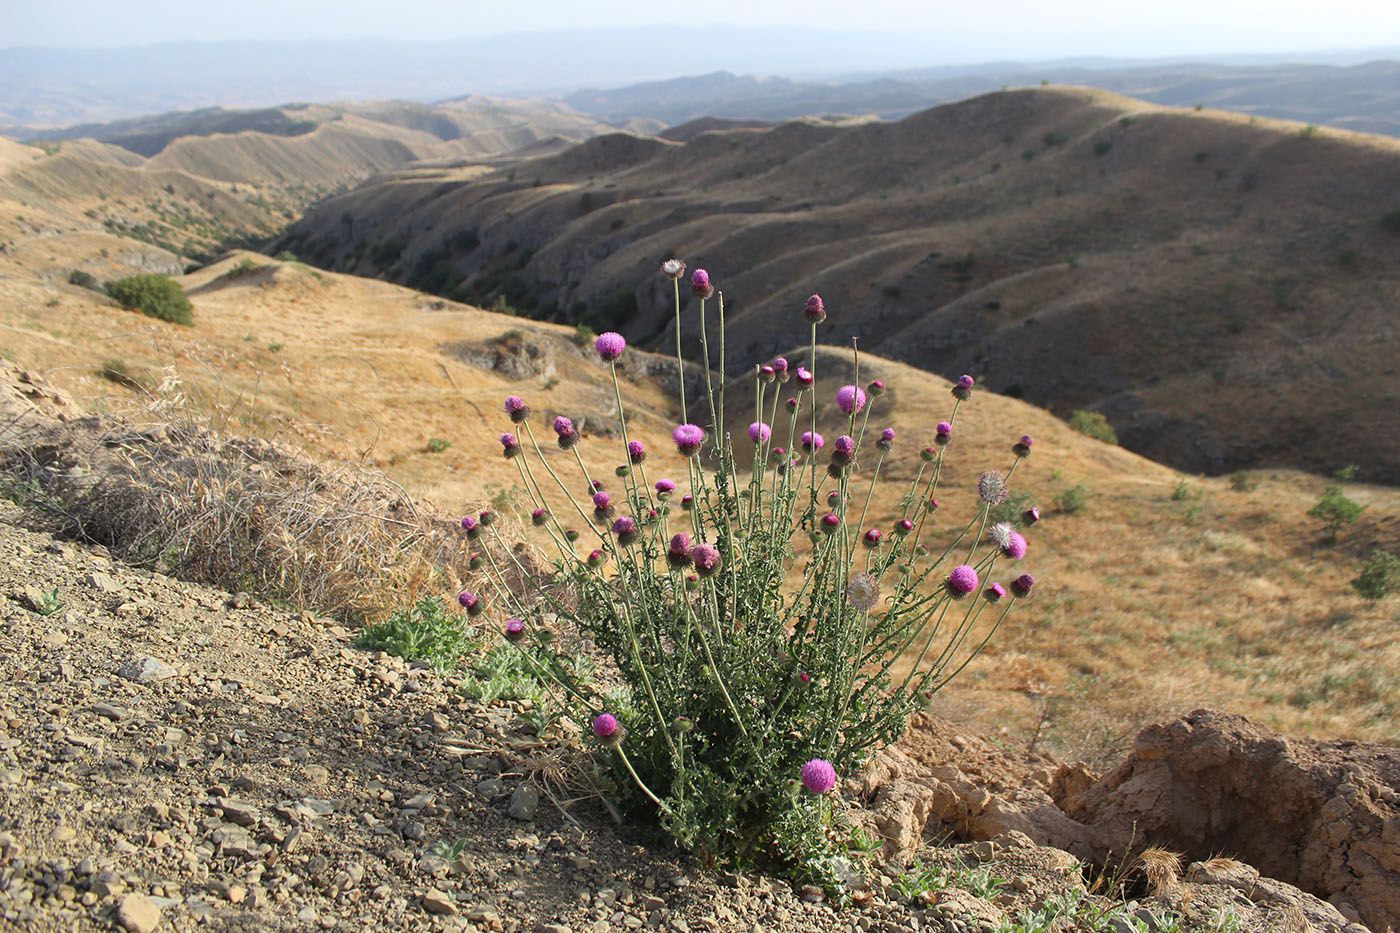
[1,368,471,623]
[1138,845,1183,895]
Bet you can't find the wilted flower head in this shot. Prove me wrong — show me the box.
[947,564,979,598]
[504,395,530,423]
[504,618,525,642]
[660,258,686,279]
[804,294,826,325]
[691,543,722,577]
[800,758,836,794]
[691,268,714,299]
[848,573,880,611]
[667,532,694,568]
[801,430,824,452]
[654,478,676,499]
[500,432,520,458]
[673,423,706,457]
[748,421,771,443]
[988,521,1028,558]
[628,440,646,464]
[1011,573,1036,598]
[594,331,626,362]
[978,470,1009,505]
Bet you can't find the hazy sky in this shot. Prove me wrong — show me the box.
[4,0,1399,57]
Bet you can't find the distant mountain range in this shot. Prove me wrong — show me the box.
[1,31,1397,132]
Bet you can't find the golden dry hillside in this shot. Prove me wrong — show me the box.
[3,244,1397,765]
[275,86,1400,483]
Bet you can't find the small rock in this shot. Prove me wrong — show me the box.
[509,784,540,821]
[536,924,573,933]
[85,571,121,593]
[117,893,162,933]
[422,889,458,916]
[91,702,130,721]
[118,656,177,684]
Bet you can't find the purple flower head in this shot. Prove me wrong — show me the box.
[592,491,611,510]
[612,515,639,546]
[667,532,694,568]
[691,268,714,299]
[458,590,482,616]
[800,758,837,794]
[500,432,520,459]
[773,357,790,381]
[1013,434,1033,458]
[934,421,953,447]
[801,431,825,452]
[804,294,827,325]
[661,258,686,280]
[553,416,573,436]
[461,515,481,540]
[868,379,886,398]
[504,395,530,424]
[959,374,975,390]
[586,549,606,568]
[654,478,676,499]
[796,366,814,386]
[592,712,624,747]
[831,435,856,465]
[836,385,866,415]
[1011,574,1035,598]
[862,528,882,549]
[820,512,842,535]
[595,331,627,363]
[953,373,975,400]
[628,440,646,464]
[877,427,895,451]
[947,564,979,598]
[691,543,722,577]
[799,671,811,684]
[504,618,526,642]
[748,421,771,444]
[893,518,914,537]
[531,507,550,527]
[759,365,775,383]
[984,583,1007,604]
[673,423,706,457]
[1024,506,1041,525]
[1002,532,1028,560]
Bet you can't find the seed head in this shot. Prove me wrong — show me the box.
[504,395,530,423]
[654,478,676,500]
[801,758,837,794]
[692,543,722,577]
[660,258,686,280]
[673,423,706,457]
[978,470,1009,505]
[847,572,880,610]
[690,268,714,299]
[748,421,771,444]
[500,432,520,458]
[1011,573,1035,598]
[804,294,827,325]
[504,618,525,642]
[836,385,866,415]
[594,331,626,363]
[947,564,979,598]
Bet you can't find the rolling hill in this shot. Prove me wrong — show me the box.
[271,86,1400,482]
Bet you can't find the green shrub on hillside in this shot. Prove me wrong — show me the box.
[1308,486,1364,541]
[68,269,103,292]
[1068,410,1118,445]
[106,274,194,325]
[1352,550,1400,601]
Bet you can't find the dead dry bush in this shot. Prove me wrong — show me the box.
[1,369,473,624]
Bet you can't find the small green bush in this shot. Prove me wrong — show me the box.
[1352,550,1400,601]
[68,269,102,292]
[1229,471,1256,492]
[357,596,478,671]
[426,438,451,453]
[1054,482,1091,514]
[1068,410,1118,445]
[106,274,194,326]
[572,323,597,348]
[1309,486,1364,541]
[273,250,299,261]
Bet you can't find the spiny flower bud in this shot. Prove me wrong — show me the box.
[796,366,814,387]
[804,294,826,325]
[934,421,952,447]
[820,513,842,535]
[691,268,714,300]
[785,396,799,411]
[1011,574,1036,598]
[876,427,895,451]
[862,528,882,549]
[615,464,631,477]
[1024,506,1041,525]
[671,716,695,734]
[759,365,775,383]
[681,494,695,511]
[479,509,496,527]
[531,507,550,527]
[504,395,530,423]
[458,590,482,615]
[468,553,483,570]
[654,478,675,500]
[628,440,646,464]
[586,549,606,568]
[773,357,790,381]
[952,373,975,401]
[893,518,914,537]
[921,446,937,461]
[868,379,885,397]
[1013,434,1033,458]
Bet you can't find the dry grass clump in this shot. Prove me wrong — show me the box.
[1,369,471,623]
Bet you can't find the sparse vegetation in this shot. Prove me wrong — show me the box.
[1308,482,1364,542]
[425,437,451,453]
[1351,549,1400,601]
[67,269,103,292]
[1068,410,1118,445]
[1054,481,1092,514]
[1228,471,1256,492]
[106,274,194,326]
[356,595,478,671]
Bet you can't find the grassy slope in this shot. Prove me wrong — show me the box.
[277,87,1400,483]
[3,249,1396,765]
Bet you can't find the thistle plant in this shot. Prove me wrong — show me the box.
[463,261,1041,891]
